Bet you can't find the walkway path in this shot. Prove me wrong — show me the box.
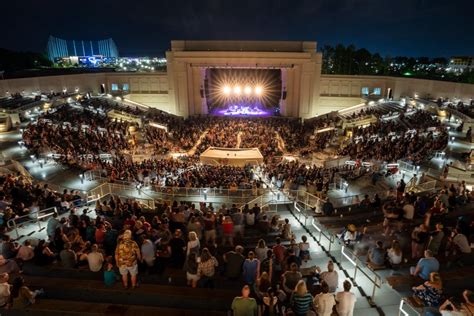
[186,129,209,156]
[236,131,243,148]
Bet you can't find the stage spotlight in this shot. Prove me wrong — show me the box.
[233,86,241,95]
[223,85,231,95]
[255,86,263,95]
[244,86,252,95]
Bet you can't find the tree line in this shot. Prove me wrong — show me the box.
[321,44,474,84]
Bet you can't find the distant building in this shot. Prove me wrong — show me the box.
[46,36,119,64]
[447,56,474,72]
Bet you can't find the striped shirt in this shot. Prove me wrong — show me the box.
[290,292,313,316]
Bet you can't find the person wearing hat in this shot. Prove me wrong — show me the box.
[115,230,141,289]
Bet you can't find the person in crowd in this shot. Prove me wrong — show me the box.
[290,280,314,316]
[103,259,116,287]
[34,240,56,266]
[367,240,386,267]
[231,285,258,316]
[411,250,440,281]
[336,280,356,316]
[282,262,303,295]
[140,236,156,269]
[87,244,104,272]
[46,212,61,241]
[427,223,445,256]
[197,248,218,288]
[282,218,292,240]
[313,280,336,316]
[0,273,11,308]
[447,226,472,268]
[387,240,403,268]
[169,229,186,268]
[413,272,443,307]
[115,230,141,289]
[224,245,245,280]
[411,224,429,260]
[254,271,272,303]
[60,242,77,269]
[10,276,43,309]
[186,231,200,256]
[185,252,199,288]
[316,260,339,293]
[242,251,260,285]
[299,235,311,262]
[255,239,268,262]
[203,212,217,246]
[439,290,474,316]
[16,240,34,262]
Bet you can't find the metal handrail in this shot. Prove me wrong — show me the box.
[398,298,422,316]
[7,206,58,239]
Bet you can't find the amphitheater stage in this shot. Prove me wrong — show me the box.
[200,147,263,167]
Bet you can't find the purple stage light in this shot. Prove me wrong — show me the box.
[213,102,271,116]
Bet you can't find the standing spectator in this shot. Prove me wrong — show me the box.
[222,216,235,247]
[115,230,141,289]
[169,229,186,268]
[255,239,268,262]
[282,218,292,240]
[140,236,156,269]
[87,244,104,272]
[185,252,199,288]
[313,280,336,316]
[336,280,356,316]
[410,250,440,281]
[224,245,245,280]
[317,260,339,293]
[186,231,200,256]
[299,235,311,262]
[290,280,314,316]
[231,285,258,316]
[242,251,260,285]
[197,248,218,288]
[103,259,116,287]
[427,223,445,256]
[282,262,303,295]
[46,212,60,241]
[397,179,406,200]
[203,212,216,246]
[448,227,472,267]
[411,224,429,260]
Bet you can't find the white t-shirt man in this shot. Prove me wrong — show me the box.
[314,292,336,316]
[87,251,104,272]
[403,204,415,220]
[453,233,472,254]
[336,291,357,316]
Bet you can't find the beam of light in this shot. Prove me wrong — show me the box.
[255,86,263,96]
[233,86,241,95]
[244,86,252,95]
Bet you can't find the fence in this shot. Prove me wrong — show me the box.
[398,298,422,316]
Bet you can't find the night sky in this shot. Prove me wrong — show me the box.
[2,0,473,57]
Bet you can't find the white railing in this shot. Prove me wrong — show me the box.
[7,206,58,239]
[398,298,422,316]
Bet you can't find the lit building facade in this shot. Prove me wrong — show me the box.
[47,36,119,61]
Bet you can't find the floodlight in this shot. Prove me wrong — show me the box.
[255,86,263,95]
[234,86,241,95]
[223,86,231,95]
[244,86,252,95]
